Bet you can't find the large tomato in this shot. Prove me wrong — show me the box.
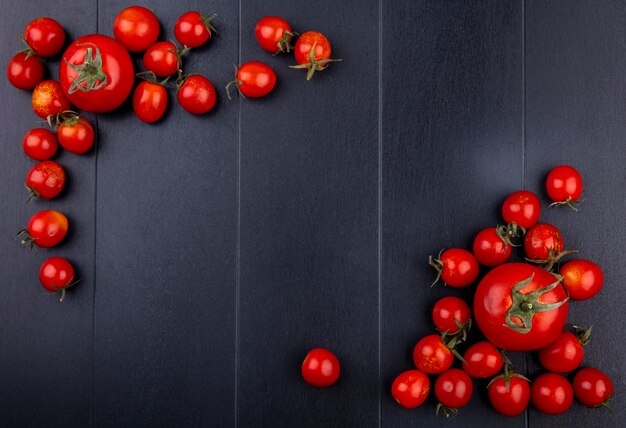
[59,34,134,113]
[474,263,568,351]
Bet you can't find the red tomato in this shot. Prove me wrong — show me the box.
[546,165,583,209]
[57,116,95,154]
[531,373,573,415]
[473,227,512,267]
[143,42,180,77]
[60,34,134,113]
[133,81,168,123]
[413,335,454,374]
[434,369,473,413]
[177,75,217,115]
[25,161,65,201]
[174,11,217,48]
[291,31,340,80]
[227,62,277,99]
[39,257,75,301]
[560,259,604,300]
[429,248,479,288]
[524,223,563,260]
[487,373,531,416]
[573,368,613,408]
[19,210,68,249]
[474,263,569,351]
[22,128,58,160]
[432,296,471,334]
[113,6,160,52]
[462,341,503,378]
[32,80,71,119]
[7,52,44,90]
[255,16,294,53]
[501,190,541,229]
[24,17,65,58]
[538,330,587,373]
[301,348,340,387]
[391,370,430,409]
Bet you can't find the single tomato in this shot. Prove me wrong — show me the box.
[22,128,58,160]
[18,210,68,249]
[559,259,604,300]
[25,160,65,201]
[39,257,75,301]
[391,370,430,409]
[531,373,573,415]
[7,52,44,90]
[524,223,574,270]
[573,368,613,408]
[174,11,217,48]
[546,165,583,209]
[538,328,589,373]
[255,16,294,53]
[113,6,160,52]
[24,17,66,57]
[32,80,71,119]
[177,75,217,115]
[487,373,531,416]
[501,190,541,229]
[301,348,340,387]
[429,248,479,288]
[413,335,454,374]
[133,81,168,123]
[434,369,473,415]
[291,31,340,80]
[462,341,503,379]
[227,62,276,99]
[432,296,471,334]
[143,41,181,77]
[473,227,512,267]
[57,115,95,154]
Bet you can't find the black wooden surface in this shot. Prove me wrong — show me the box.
[0,1,624,427]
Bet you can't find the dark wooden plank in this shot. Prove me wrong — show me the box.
[0,2,97,427]
[525,1,625,426]
[93,1,238,426]
[238,1,379,427]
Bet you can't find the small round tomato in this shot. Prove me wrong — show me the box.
[143,42,180,77]
[524,223,573,270]
[7,52,44,90]
[429,248,479,288]
[391,370,430,409]
[462,342,503,379]
[24,17,66,58]
[255,16,294,53]
[538,330,587,373]
[301,348,340,387]
[113,6,160,52]
[413,335,454,374]
[434,369,473,413]
[39,257,75,301]
[432,296,471,334]
[502,190,541,229]
[560,259,604,300]
[19,210,68,248]
[25,160,65,201]
[531,373,573,415]
[57,116,95,154]
[573,368,613,408]
[487,373,531,416]
[546,165,583,208]
[32,80,71,119]
[473,227,512,267]
[291,31,340,80]
[227,62,276,99]
[177,75,217,115]
[133,81,168,123]
[174,11,217,48]
[22,128,58,160]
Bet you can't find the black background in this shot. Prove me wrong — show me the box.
[1,1,624,427]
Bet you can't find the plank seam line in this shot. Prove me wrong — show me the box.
[91,1,99,427]
[522,1,529,428]
[235,1,242,427]
[377,0,383,426]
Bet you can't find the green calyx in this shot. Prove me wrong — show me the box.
[275,30,297,54]
[17,228,36,250]
[573,324,592,346]
[289,42,342,80]
[549,196,583,212]
[428,249,445,287]
[496,223,525,248]
[526,248,579,272]
[65,44,107,94]
[198,12,218,35]
[225,64,244,100]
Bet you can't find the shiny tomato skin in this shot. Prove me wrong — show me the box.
[177,75,217,115]
[502,190,542,229]
[488,375,531,416]
[25,161,65,200]
[436,248,479,288]
[432,296,471,334]
[294,31,332,65]
[301,348,340,387]
[255,16,293,53]
[473,228,512,266]
[531,373,574,415]
[524,223,564,260]
[113,6,160,52]
[7,53,44,90]
[236,62,277,98]
[546,165,583,203]
[24,17,66,58]
[57,117,95,154]
[32,80,71,119]
[560,259,604,300]
[174,11,214,48]
[462,341,503,378]
[26,210,68,248]
[391,370,430,408]
[143,42,179,77]
[39,257,74,293]
[413,335,453,374]
[22,128,58,160]
[538,331,584,373]
[573,368,613,407]
[434,369,473,409]
[133,81,168,123]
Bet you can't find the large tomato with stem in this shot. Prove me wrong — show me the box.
[474,263,569,351]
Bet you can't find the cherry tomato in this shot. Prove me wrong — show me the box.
[487,373,531,416]
[24,17,66,58]
[133,81,168,124]
[19,210,68,249]
[57,116,95,154]
[174,11,217,48]
[432,296,471,334]
[429,248,479,288]
[25,160,65,201]
[573,368,613,408]
[391,370,430,409]
[22,128,58,160]
[501,190,541,229]
[7,52,44,90]
[143,42,180,77]
[546,165,583,208]
[473,227,512,267]
[524,223,572,270]
[31,80,71,119]
[255,16,294,53]
[291,31,340,80]
[434,369,473,412]
[113,6,160,52]
[531,373,573,415]
[462,341,503,378]
[227,62,277,99]
[301,348,340,387]
[538,330,586,373]
[177,75,217,115]
[39,257,75,301]
[413,335,454,374]
[560,259,604,300]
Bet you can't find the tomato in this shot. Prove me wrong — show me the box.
[546,165,583,209]
[7,52,44,90]
[473,227,512,267]
[487,373,531,416]
[174,12,217,48]
[291,31,340,80]
[18,210,68,249]
[413,335,455,374]
[133,81,168,123]
[462,341,503,378]
[502,190,541,229]
[25,161,65,201]
[177,75,217,115]
[391,370,430,409]
[57,115,95,154]
[255,16,294,53]
[573,368,613,408]
[434,369,473,415]
[531,373,573,415]
[474,263,568,351]
[143,42,181,78]
[113,6,160,52]
[432,296,471,334]
[39,257,75,301]
[22,128,58,160]
[226,62,276,99]
[60,34,134,113]
[538,329,589,373]
[32,80,71,119]
[429,248,479,288]
[301,348,340,387]
[524,223,574,270]
[24,17,65,58]
[560,259,604,300]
